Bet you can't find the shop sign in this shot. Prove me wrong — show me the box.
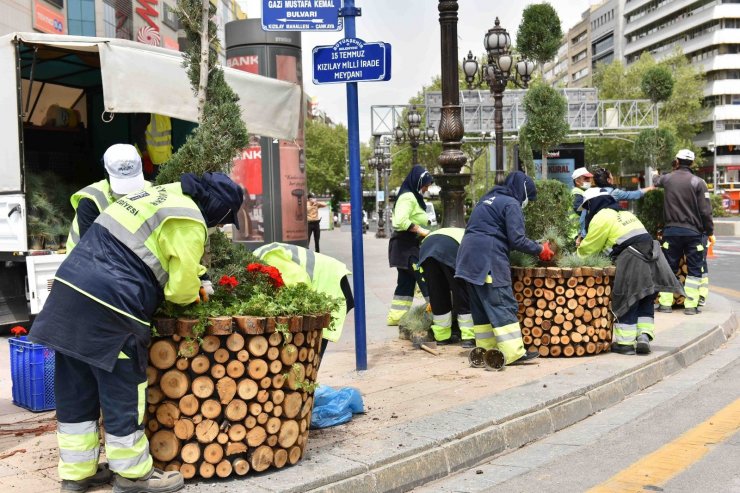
[162,3,179,30]
[33,0,66,34]
[136,0,159,29]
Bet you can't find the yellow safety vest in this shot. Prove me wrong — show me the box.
[425,227,465,244]
[254,242,351,343]
[66,180,114,252]
[569,187,585,238]
[95,183,207,288]
[577,209,649,258]
[145,114,172,165]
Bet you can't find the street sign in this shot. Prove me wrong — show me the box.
[262,0,342,31]
[312,38,391,84]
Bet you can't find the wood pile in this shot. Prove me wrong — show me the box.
[145,317,324,479]
[512,266,616,357]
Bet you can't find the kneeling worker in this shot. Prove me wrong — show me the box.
[419,228,474,348]
[577,187,684,355]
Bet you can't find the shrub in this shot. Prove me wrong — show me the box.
[635,189,664,238]
[525,179,572,246]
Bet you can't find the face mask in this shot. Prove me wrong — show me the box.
[521,184,529,209]
[581,182,592,190]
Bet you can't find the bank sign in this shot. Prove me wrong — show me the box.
[262,0,342,31]
[312,38,391,84]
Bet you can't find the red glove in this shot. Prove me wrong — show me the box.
[539,241,555,262]
[142,154,155,176]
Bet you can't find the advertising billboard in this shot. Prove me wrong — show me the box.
[33,0,66,34]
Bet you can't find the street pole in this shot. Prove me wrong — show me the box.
[713,115,719,194]
[340,0,367,371]
[384,168,391,236]
[492,83,506,185]
[436,0,469,228]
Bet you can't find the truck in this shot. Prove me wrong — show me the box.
[0,32,300,330]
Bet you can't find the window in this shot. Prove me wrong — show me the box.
[572,30,588,45]
[593,35,614,56]
[572,49,588,63]
[103,0,132,40]
[572,67,590,81]
[67,0,96,36]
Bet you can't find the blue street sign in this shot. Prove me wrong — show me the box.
[312,38,391,84]
[262,0,343,31]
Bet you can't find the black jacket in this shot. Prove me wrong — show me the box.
[654,168,714,236]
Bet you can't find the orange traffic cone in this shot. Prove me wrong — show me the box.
[707,242,717,259]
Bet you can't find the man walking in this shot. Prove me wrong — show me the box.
[306,193,327,252]
[654,150,714,315]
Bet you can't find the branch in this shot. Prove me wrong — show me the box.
[196,0,210,121]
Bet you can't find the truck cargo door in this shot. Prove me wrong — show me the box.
[0,194,28,252]
[25,254,64,314]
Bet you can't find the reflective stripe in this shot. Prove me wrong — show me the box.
[432,312,452,326]
[79,185,111,211]
[485,274,493,283]
[391,302,412,311]
[393,296,413,302]
[105,430,145,450]
[637,317,654,325]
[54,277,150,326]
[118,351,129,359]
[58,421,98,435]
[457,314,473,327]
[97,206,204,287]
[662,241,669,249]
[614,323,637,344]
[68,225,80,245]
[697,244,704,252]
[495,330,524,343]
[276,244,316,280]
[254,243,281,257]
[137,381,146,425]
[658,292,674,307]
[475,331,495,339]
[615,227,649,245]
[59,459,99,481]
[60,448,99,464]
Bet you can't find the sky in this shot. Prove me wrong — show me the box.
[243,0,596,142]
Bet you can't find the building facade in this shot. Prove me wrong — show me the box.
[0,0,245,60]
[568,11,593,87]
[591,0,624,69]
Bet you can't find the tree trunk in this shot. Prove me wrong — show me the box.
[197,0,210,120]
[541,147,548,179]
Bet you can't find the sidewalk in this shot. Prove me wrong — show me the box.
[0,228,736,493]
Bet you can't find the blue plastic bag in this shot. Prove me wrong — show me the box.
[310,385,364,429]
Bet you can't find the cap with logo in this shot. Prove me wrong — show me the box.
[572,167,593,180]
[578,187,610,211]
[104,144,146,195]
[675,149,695,161]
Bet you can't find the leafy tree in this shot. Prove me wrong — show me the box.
[520,82,569,179]
[516,3,564,73]
[156,0,248,184]
[304,119,348,197]
[631,128,676,174]
[641,65,674,103]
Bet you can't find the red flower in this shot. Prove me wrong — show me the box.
[10,326,28,336]
[245,263,285,289]
[246,263,262,273]
[218,275,239,289]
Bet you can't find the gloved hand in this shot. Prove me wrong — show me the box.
[198,286,209,303]
[142,153,154,176]
[709,235,716,246]
[539,241,555,262]
[201,279,214,296]
[417,227,430,238]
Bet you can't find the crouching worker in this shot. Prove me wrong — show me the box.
[419,228,474,348]
[577,188,684,355]
[30,172,244,493]
[456,172,554,365]
[254,243,353,358]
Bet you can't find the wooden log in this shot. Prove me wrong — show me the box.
[201,335,221,353]
[523,335,533,345]
[232,458,249,476]
[267,346,280,361]
[210,364,226,379]
[214,376,236,405]
[192,376,214,399]
[195,419,219,444]
[264,401,275,414]
[272,374,285,389]
[203,442,224,465]
[237,379,258,402]
[192,414,203,424]
[249,445,274,472]
[225,399,248,422]
[148,420,160,433]
[247,426,267,447]
[178,394,199,416]
[214,348,230,364]
[562,345,575,357]
[268,331,283,347]
[541,334,551,345]
[226,441,247,457]
[147,387,164,405]
[545,277,557,288]
[147,366,160,386]
[161,370,190,400]
[260,376,273,389]
[178,340,199,359]
[575,344,586,357]
[165,461,181,472]
[174,418,195,440]
[538,346,550,357]
[560,335,571,345]
[273,448,289,469]
[150,430,180,462]
[571,332,583,343]
[531,327,543,338]
[236,349,250,363]
[248,359,269,380]
[283,392,302,419]
[156,401,181,428]
[551,335,560,345]
[248,336,269,357]
[280,344,299,366]
[199,462,215,479]
[226,333,245,352]
[227,423,247,442]
[189,354,210,375]
[201,399,222,420]
[270,359,283,375]
[288,446,302,465]
[180,442,201,464]
[586,342,597,354]
[150,340,178,370]
[226,360,246,379]
[215,459,233,478]
[550,345,562,357]
[550,325,561,336]
[267,435,278,447]
[245,415,257,429]
[180,463,196,479]
[249,402,263,417]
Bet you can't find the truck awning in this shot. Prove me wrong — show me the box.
[5,32,302,141]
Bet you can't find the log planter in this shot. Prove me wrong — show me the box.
[511,266,616,357]
[147,313,328,479]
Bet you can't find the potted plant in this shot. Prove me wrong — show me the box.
[153,301,182,337]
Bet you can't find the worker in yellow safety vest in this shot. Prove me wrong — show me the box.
[254,242,353,357]
[66,144,149,252]
[30,172,243,493]
[570,167,593,244]
[135,113,172,180]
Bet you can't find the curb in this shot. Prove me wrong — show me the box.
[201,297,737,493]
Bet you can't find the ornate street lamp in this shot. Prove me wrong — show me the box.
[465,18,535,183]
[394,105,436,165]
[368,139,392,238]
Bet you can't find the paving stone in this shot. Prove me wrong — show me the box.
[548,396,593,431]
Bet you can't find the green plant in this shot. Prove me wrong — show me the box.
[710,194,727,218]
[635,189,665,238]
[540,225,569,257]
[557,253,613,268]
[520,83,570,179]
[509,250,538,268]
[154,301,184,318]
[287,363,319,393]
[641,66,674,103]
[275,323,292,344]
[524,179,572,243]
[516,3,564,73]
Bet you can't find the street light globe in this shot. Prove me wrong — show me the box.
[407,106,422,126]
[483,18,510,54]
[409,126,422,139]
[516,59,536,77]
[462,51,478,78]
[425,125,436,141]
[498,54,513,73]
[394,125,405,142]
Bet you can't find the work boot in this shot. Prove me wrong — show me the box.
[437,335,460,346]
[656,305,672,314]
[510,350,540,365]
[61,464,112,492]
[610,343,636,355]
[636,334,651,355]
[698,296,706,307]
[684,307,700,315]
[113,468,184,493]
[461,339,475,349]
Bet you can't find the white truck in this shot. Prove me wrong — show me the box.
[0,32,300,330]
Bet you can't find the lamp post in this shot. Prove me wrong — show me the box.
[394,105,436,165]
[369,138,392,238]
[708,141,718,193]
[464,18,535,184]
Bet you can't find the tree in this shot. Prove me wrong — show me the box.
[516,3,564,73]
[520,82,569,179]
[304,119,348,197]
[641,65,674,103]
[631,128,676,174]
[155,0,248,184]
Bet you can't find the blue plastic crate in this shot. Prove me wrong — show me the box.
[10,336,56,412]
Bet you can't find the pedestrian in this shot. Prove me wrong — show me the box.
[570,167,593,245]
[30,172,244,493]
[419,227,475,348]
[591,167,655,202]
[253,242,353,358]
[455,171,553,365]
[307,193,327,252]
[386,165,433,326]
[66,144,149,252]
[577,187,684,355]
[653,149,714,315]
[133,113,172,180]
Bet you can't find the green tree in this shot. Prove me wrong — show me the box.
[520,82,569,179]
[516,3,564,73]
[304,119,348,197]
[156,0,248,184]
[631,128,676,174]
[641,65,674,103]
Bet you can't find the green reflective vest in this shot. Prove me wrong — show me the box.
[254,243,351,343]
[145,114,173,165]
[66,180,115,252]
[95,183,207,288]
[569,187,585,239]
[577,209,649,258]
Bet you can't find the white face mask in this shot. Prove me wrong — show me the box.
[521,184,529,209]
[581,181,592,190]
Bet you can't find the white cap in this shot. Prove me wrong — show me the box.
[572,167,593,180]
[676,149,695,161]
[104,144,146,195]
[578,187,610,211]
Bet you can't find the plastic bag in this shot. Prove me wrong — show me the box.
[310,385,364,429]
